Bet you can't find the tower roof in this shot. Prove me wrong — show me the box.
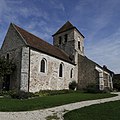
[53,21,85,38]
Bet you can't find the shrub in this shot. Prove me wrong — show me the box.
[0,90,14,96]
[84,83,111,93]
[113,78,120,91]
[69,81,77,90]
[35,90,73,97]
[103,87,112,93]
[84,83,100,93]
[10,91,36,99]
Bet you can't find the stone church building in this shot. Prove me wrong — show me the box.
[0,21,113,92]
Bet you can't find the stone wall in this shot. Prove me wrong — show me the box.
[53,28,84,85]
[0,24,25,90]
[78,54,99,90]
[74,29,84,56]
[53,28,84,63]
[53,29,75,60]
[29,49,76,93]
[20,47,30,92]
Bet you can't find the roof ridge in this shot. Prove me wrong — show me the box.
[13,23,56,47]
[53,21,74,36]
[10,23,73,64]
[13,24,68,52]
[53,21,85,38]
[11,23,28,45]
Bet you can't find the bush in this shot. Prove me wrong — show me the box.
[113,78,120,91]
[35,90,73,97]
[84,83,111,93]
[10,91,36,99]
[0,90,14,96]
[69,81,77,90]
[84,83,98,93]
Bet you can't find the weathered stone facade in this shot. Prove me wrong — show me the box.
[20,47,30,92]
[0,21,113,92]
[53,27,84,64]
[78,55,99,89]
[0,24,26,90]
[29,49,76,92]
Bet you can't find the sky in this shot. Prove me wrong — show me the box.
[0,0,120,73]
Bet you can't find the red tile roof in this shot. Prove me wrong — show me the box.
[53,21,85,38]
[53,21,74,36]
[12,23,73,64]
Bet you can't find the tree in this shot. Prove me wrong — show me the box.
[0,57,16,82]
[113,74,120,91]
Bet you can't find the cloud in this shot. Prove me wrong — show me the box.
[0,0,7,16]
[50,0,65,11]
[0,0,120,74]
[86,27,120,73]
[74,0,120,41]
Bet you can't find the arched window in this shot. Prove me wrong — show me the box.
[70,68,73,78]
[40,59,46,73]
[78,41,80,49]
[59,63,63,77]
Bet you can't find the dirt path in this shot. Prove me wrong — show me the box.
[0,92,120,120]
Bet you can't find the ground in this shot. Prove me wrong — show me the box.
[0,92,120,120]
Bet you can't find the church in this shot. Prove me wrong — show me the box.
[0,21,113,92]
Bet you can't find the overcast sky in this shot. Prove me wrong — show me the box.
[0,0,120,73]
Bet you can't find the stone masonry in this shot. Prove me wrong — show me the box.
[29,49,76,92]
[0,21,113,92]
[0,24,26,90]
[78,55,99,89]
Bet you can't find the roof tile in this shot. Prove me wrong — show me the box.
[13,23,73,64]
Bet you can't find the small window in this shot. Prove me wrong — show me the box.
[64,34,68,42]
[7,54,9,61]
[78,41,80,49]
[70,68,73,78]
[40,59,46,73]
[82,46,84,52]
[59,63,63,77]
[59,36,62,44]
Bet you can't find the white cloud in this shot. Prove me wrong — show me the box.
[86,28,120,73]
[50,0,65,11]
[0,0,7,16]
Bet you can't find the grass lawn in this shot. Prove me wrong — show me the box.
[0,92,116,112]
[64,100,120,120]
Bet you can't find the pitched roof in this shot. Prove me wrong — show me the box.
[53,21,85,38]
[12,23,73,64]
[103,65,114,75]
[78,54,114,75]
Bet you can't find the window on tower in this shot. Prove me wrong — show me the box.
[59,36,62,44]
[64,34,68,42]
[78,41,80,49]
[7,53,9,61]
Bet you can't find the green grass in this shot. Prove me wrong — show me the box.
[64,100,120,120]
[0,92,116,112]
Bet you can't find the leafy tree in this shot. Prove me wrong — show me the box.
[0,57,16,82]
[113,76,120,91]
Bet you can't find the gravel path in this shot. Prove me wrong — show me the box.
[0,92,120,120]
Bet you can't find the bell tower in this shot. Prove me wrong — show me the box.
[52,21,85,63]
